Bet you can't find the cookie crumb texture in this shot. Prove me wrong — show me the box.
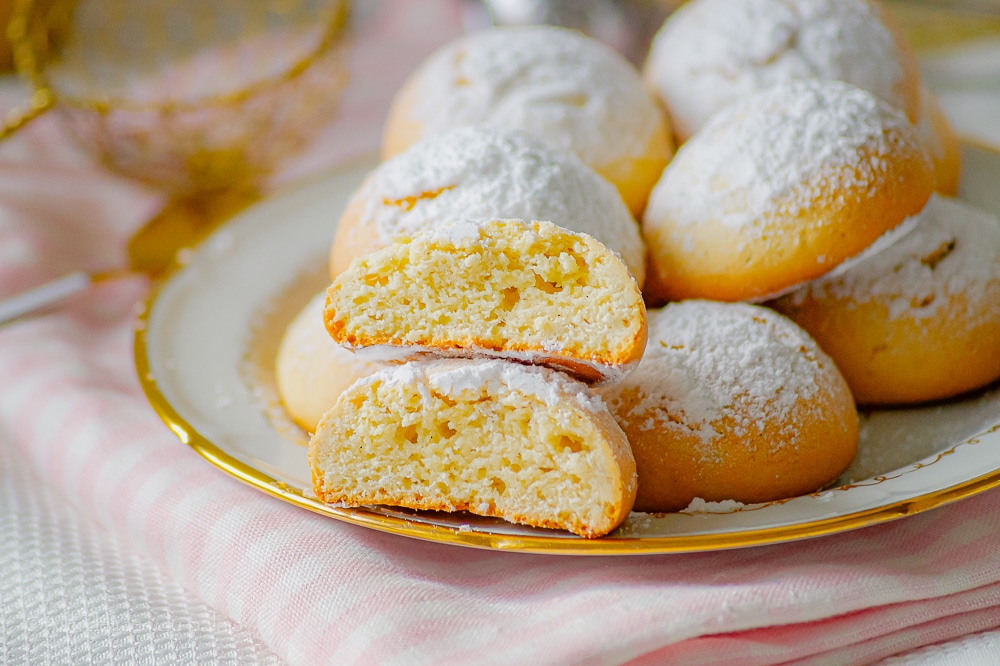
[309,360,637,538]
[325,219,646,384]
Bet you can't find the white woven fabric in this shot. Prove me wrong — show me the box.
[0,439,282,666]
[881,628,1000,666]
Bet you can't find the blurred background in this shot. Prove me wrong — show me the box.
[1,0,998,171]
[2,0,998,146]
[0,0,997,280]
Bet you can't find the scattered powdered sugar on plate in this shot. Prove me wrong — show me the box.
[616,512,658,534]
[357,126,646,281]
[842,384,1000,483]
[646,79,917,235]
[645,0,907,139]
[789,194,1000,323]
[349,343,635,388]
[617,500,761,534]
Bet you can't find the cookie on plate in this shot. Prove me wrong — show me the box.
[641,79,934,304]
[382,25,672,215]
[325,219,647,385]
[599,301,858,512]
[309,359,637,538]
[644,0,920,143]
[331,126,646,286]
[275,293,380,432]
[772,194,1000,405]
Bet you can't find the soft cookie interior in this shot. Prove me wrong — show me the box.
[309,359,637,538]
[325,219,647,385]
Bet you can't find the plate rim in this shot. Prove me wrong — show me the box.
[133,139,1000,556]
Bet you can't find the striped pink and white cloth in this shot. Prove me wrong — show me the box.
[4,2,1000,663]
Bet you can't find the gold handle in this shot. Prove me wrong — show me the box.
[0,87,54,141]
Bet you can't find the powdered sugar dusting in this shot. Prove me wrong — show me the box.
[602,302,825,452]
[406,26,663,169]
[646,0,907,140]
[363,359,608,414]
[356,126,645,281]
[349,343,634,387]
[788,195,1000,322]
[645,79,918,235]
[422,219,483,244]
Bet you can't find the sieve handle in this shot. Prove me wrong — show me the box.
[0,271,93,325]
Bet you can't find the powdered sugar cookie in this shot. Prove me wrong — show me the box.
[309,359,637,538]
[772,195,1000,405]
[641,79,934,304]
[275,293,380,432]
[331,126,646,286]
[326,219,647,386]
[381,26,672,216]
[599,301,858,512]
[644,0,920,143]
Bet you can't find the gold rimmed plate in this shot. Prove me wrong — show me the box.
[135,144,1000,555]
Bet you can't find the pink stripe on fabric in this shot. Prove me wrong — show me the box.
[161,482,265,592]
[195,501,281,610]
[807,606,1000,665]
[110,438,204,536]
[635,579,1000,665]
[140,463,242,572]
[42,401,128,498]
[207,511,349,624]
[7,380,109,467]
[345,599,503,665]
[256,552,336,653]
[240,534,362,649]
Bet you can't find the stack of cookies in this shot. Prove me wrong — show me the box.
[275,1,1000,538]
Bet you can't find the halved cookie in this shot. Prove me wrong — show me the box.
[308,359,637,538]
[324,219,647,385]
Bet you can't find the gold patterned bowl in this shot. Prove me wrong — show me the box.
[4,0,350,274]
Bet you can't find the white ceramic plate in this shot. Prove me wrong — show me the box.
[135,144,1000,555]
